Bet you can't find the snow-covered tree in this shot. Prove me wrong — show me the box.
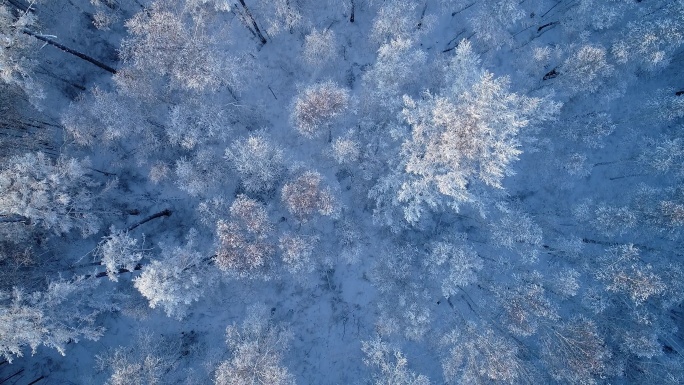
[563,0,633,32]
[252,0,302,37]
[278,232,318,275]
[62,87,147,148]
[97,227,146,282]
[281,170,338,221]
[215,304,295,385]
[91,7,120,31]
[424,239,482,298]
[559,44,614,94]
[0,5,44,105]
[302,28,337,68]
[370,246,431,341]
[0,220,33,286]
[362,338,431,385]
[495,271,559,337]
[370,1,423,44]
[559,111,616,149]
[185,0,232,15]
[649,89,684,123]
[291,81,349,139]
[490,205,543,263]
[402,77,524,194]
[380,40,559,224]
[467,0,526,50]
[368,246,417,295]
[441,322,529,384]
[645,137,684,175]
[148,161,171,184]
[592,204,637,237]
[621,330,663,359]
[633,186,684,238]
[376,294,431,342]
[612,2,684,70]
[0,152,103,237]
[100,347,166,385]
[215,195,275,278]
[541,316,612,385]
[335,218,364,264]
[361,38,426,117]
[550,268,581,298]
[225,132,286,194]
[120,1,238,93]
[96,331,180,385]
[596,244,665,305]
[1,278,112,363]
[167,101,230,150]
[134,229,210,319]
[330,134,361,166]
[175,150,225,197]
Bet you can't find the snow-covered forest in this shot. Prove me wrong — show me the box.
[1,0,684,383]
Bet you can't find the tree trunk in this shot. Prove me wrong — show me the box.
[5,0,31,12]
[543,68,558,80]
[350,0,355,23]
[22,30,117,74]
[417,2,428,30]
[0,369,24,384]
[127,209,172,231]
[27,376,46,385]
[237,0,267,45]
[537,21,559,33]
[0,214,30,225]
[94,263,142,278]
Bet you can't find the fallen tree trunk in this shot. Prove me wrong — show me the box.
[23,29,117,74]
[127,209,172,231]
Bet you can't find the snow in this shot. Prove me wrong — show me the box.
[2,0,684,384]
